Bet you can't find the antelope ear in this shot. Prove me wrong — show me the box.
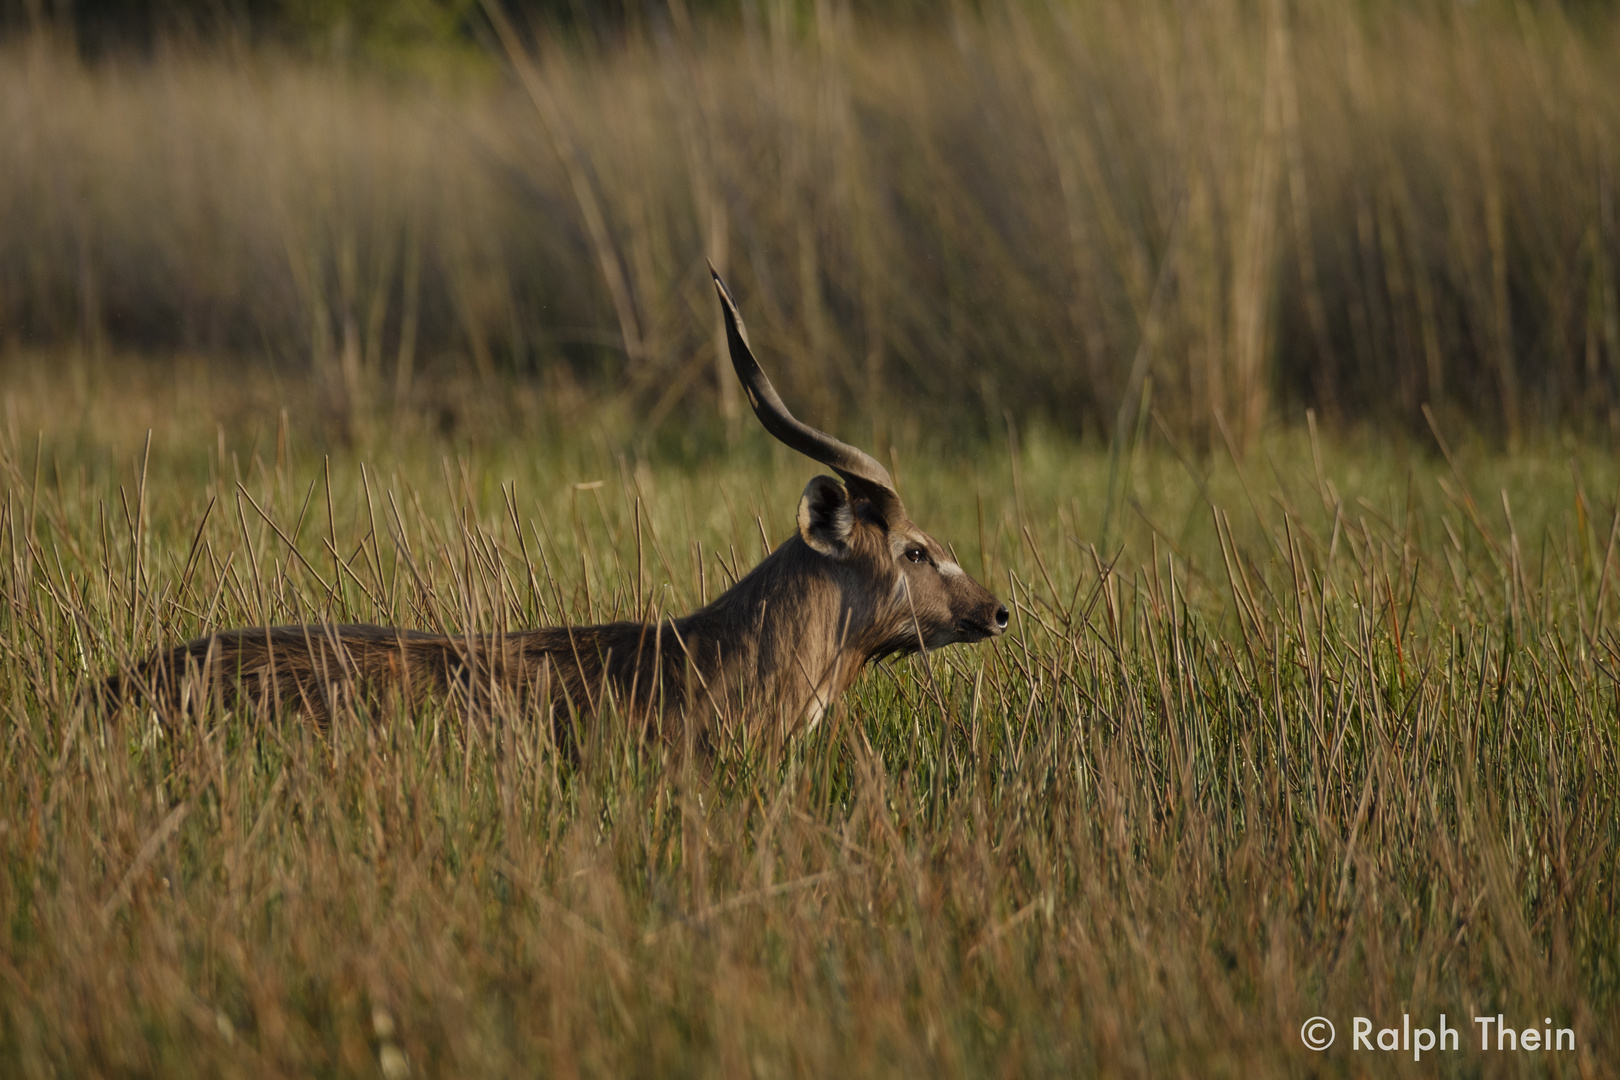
[798,476,854,557]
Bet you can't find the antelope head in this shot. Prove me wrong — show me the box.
[709,268,1008,684]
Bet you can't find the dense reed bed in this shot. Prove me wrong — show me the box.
[4,0,1620,444]
[0,363,1615,1075]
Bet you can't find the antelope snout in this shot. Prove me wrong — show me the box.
[979,598,1009,637]
[957,591,1009,642]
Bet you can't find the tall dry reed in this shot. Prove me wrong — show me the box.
[0,363,1615,1075]
[3,1,1619,446]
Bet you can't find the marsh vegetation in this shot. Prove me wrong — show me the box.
[2,1,1619,1074]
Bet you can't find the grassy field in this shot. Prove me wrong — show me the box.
[4,0,1620,1072]
[0,360,1615,1076]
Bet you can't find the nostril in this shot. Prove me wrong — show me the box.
[994,604,1009,628]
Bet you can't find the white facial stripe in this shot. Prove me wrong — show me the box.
[938,560,964,578]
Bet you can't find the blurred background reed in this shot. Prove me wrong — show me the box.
[4,0,1619,450]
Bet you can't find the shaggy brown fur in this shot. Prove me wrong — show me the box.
[107,496,1007,744]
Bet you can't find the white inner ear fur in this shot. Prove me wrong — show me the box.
[798,476,854,557]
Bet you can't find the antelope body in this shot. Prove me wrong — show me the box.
[113,271,1008,742]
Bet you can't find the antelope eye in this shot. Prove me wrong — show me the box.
[904,546,928,564]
